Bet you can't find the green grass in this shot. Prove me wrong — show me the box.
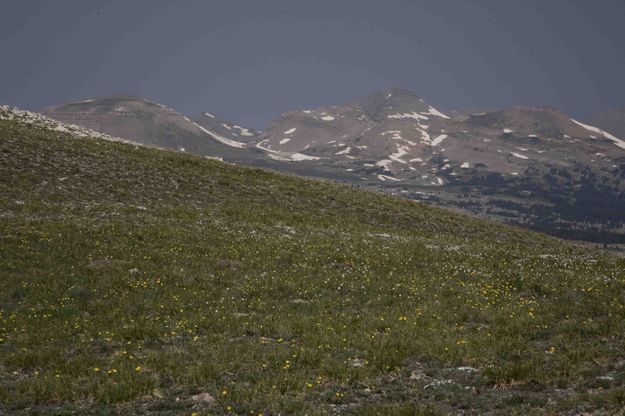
[1,117,625,415]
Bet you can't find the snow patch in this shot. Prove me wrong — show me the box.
[460,162,470,168]
[233,125,254,137]
[291,153,320,161]
[423,106,450,119]
[204,112,215,118]
[256,139,319,161]
[377,174,402,182]
[375,159,393,172]
[511,152,529,160]
[266,153,292,161]
[571,119,625,150]
[387,112,429,121]
[431,134,448,147]
[503,128,514,134]
[416,126,431,144]
[193,122,246,148]
[389,145,410,164]
[279,138,290,145]
[320,115,335,121]
[336,147,351,155]
[284,127,297,135]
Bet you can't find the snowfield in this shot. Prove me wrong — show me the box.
[571,119,625,150]
[387,112,429,121]
[192,122,247,148]
[431,134,448,147]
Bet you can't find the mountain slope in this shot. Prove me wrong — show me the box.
[38,97,369,182]
[40,96,256,157]
[256,88,452,177]
[259,90,625,243]
[37,92,625,243]
[193,111,260,143]
[2,106,625,414]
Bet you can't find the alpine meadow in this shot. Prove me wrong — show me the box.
[3,2,625,414]
[1,108,625,415]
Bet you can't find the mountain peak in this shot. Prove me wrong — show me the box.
[358,87,423,102]
[350,88,433,121]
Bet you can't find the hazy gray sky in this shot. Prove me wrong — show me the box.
[2,0,624,128]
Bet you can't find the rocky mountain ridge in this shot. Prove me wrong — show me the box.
[29,89,625,243]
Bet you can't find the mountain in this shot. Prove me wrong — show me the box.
[3,105,625,414]
[255,88,453,173]
[40,96,257,157]
[36,91,625,243]
[259,89,625,243]
[585,106,625,142]
[38,96,369,182]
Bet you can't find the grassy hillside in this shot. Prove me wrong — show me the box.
[1,118,625,415]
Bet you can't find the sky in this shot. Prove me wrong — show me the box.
[1,0,624,129]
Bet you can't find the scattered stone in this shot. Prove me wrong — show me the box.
[291,298,309,304]
[456,366,478,372]
[445,245,462,252]
[259,336,275,344]
[128,268,140,274]
[424,379,454,389]
[409,362,429,381]
[410,369,428,380]
[191,392,215,403]
[349,358,365,367]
